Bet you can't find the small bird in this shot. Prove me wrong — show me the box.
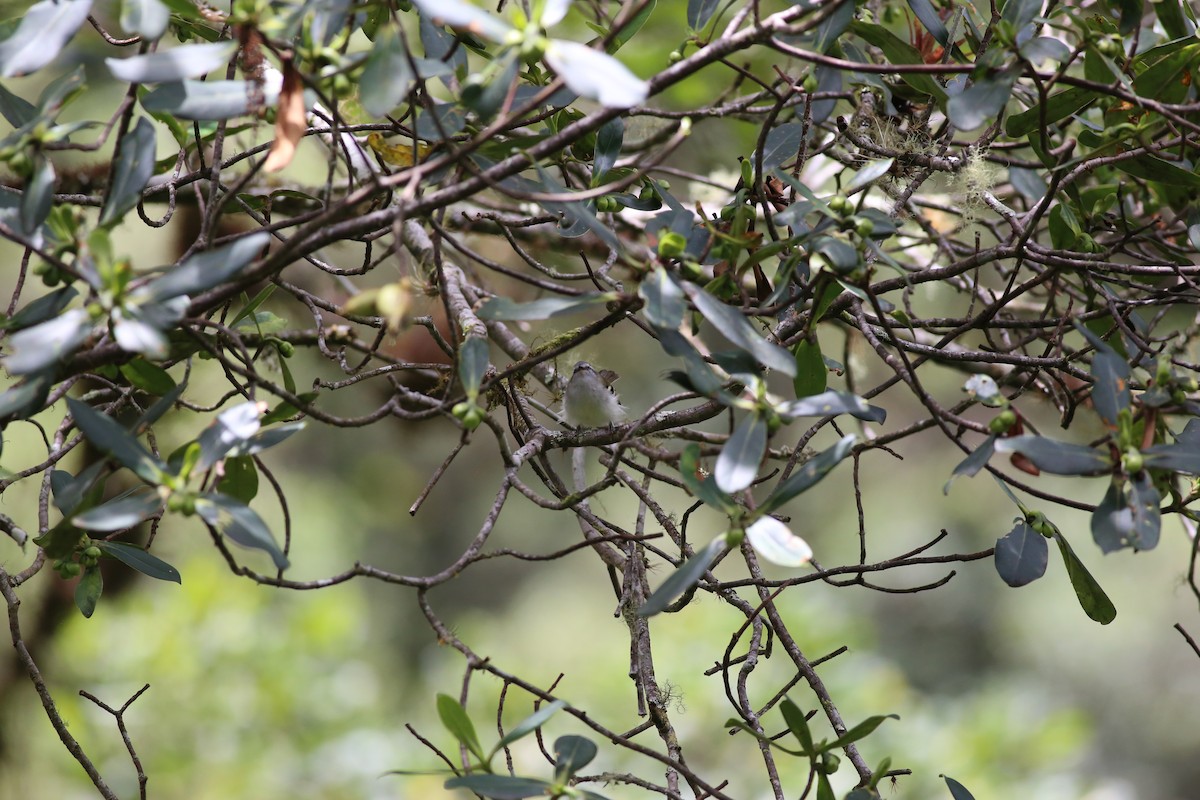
[563,361,626,428]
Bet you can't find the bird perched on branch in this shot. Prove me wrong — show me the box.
[564,362,626,428]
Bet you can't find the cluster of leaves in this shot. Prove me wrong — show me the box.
[5,0,1200,797]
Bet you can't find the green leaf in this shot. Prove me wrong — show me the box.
[780,698,814,755]
[1113,155,1200,188]
[217,455,259,503]
[715,412,767,493]
[49,461,106,517]
[845,158,895,193]
[106,41,236,83]
[494,700,567,751]
[72,489,164,532]
[119,357,176,396]
[994,519,1048,587]
[0,0,92,77]
[908,0,950,45]
[67,397,167,484]
[638,535,727,617]
[792,338,827,397]
[74,564,103,618]
[760,434,855,514]
[195,493,289,570]
[0,373,53,423]
[1142,443,1200,473]
[820,714,898,753]
[436,694,486,762]
[678,443,737,512]
[993,435,1112,476]
[458,336,489,400]
[96,540,181,583]
[851,22,948,103]
[476,293,615,321]
[943,775,977,800]
[0,79,36,126]
[1002,0,1042,29]
[1006,87,1096,137]
[553,735,597,779]
[944,435,997,494]
[444,775,553,800]
[411,0,513,42]
[140,232,270,302]
[774,390,885,423]
[5,285,78,331]
[762,123,804,172]
[609,0,653,51]
[681,283,795,377]
[816,772,835,800]
[639,268,686,329]
[33,523,85,560]
[1053,530,1117,624]
[947,69,1019,131]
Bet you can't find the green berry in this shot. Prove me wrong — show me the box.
[657,231,688,259]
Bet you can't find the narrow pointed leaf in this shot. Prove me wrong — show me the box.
[142,79,278,121]
[715,412,767,493]
[821,714,899,753]
[994,519,1048,587]
[95,541,181,583]
[194,401,264,472]
[780,698,814,755]
[121,0,171,39]
[1142,443,1200,474]
[947,69,1019,131]
[67,397,167,484]
[943,776,977,800]
[195,493,289,570]
[360,28,415,117]
[679,443,737,512]
[944,435,997,494]
[687,0,719,29]
[411,0,513,41]
[638,536,727,617]
[2,308,92,375]
[140,232,270,302]
[107,42,236,83]
[544,39,648,108]
[6,286,78,331]
[760,435,856,513]
[639,268,686,329]
[0,0,93,77]
[477,293,614,321]
[681,283,795,376]
[792,338,827,397]
[593,117,623,182]
[73,490,164,531]
[993,435,1112,476]
[19,156,54,237]
[458,336,490,399]
[774,390,884,422]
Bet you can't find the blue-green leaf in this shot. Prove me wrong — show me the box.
[360,28,414,117]
[67,397,167,484]
[2,308,91,375]
[142,79,278,121]
[715,412,766,493]
[944,434,997,494]
[780,698,814,755]
[1091,476,1160,553]
[639,268,686,329]
[195,492,289,570]
[593,117,624,183]
[792,338,827,397]
[0,0,93,77]
[687,0,719,30]
[760,434,855,514]
[194,401,263,472]
[96,540,181,583]
[762,123,804,173]
[679,442,737,512]
[553,735,597,779]
[638,535,727,617]
[121,0,170,39]
[74,564,103,618]
[681,283,795,377]
[947,68,1019,131]
[993,435,1112,476]
[774,390,884,423]
[543,39,648,108]
[97,115,154,225]
[106,41,236,83]
[140,232,270,302]
[458,336,490,399]
[476,293,614,320]
[444,775,552,800]
[411,0,513,41]
[943,775,977,800]
[994,519,1048,587]
[73,489,164,532]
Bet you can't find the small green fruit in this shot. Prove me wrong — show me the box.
[854,217,875,238]
[988,409,1018,434]
[657,231,688,259]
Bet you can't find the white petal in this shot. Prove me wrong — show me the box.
[746,517,813,567]
[541,0,572,27]
[410,0,513,42]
